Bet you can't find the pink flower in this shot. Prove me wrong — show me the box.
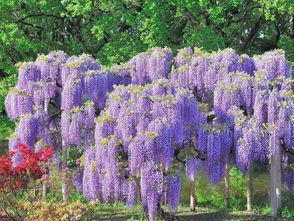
[41,175,49,181]
[63,167,69,172]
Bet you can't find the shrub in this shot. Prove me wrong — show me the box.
[21,201,95,221]
[0,144,54,220]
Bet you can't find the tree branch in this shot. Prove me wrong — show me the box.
[49,110,61,123]
[17,20,43,30]
[0,42,18,64]
[240,13,263,52]
[183,10,199,26]
[274,21,281,45]
[17,13,63,21]
[231,6,260,23]
[174,148,186,165]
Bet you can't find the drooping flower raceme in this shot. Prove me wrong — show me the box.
[87,79,199,218]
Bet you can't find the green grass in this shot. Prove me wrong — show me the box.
[172,207,273,221]
[90,203,282,221]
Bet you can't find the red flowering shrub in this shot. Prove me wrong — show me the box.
[0,144,54,192]
[0,144,54,219]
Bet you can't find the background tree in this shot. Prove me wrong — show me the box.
[0,1,293,135]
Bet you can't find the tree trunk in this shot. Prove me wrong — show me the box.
[136,177,141,204]
[224,160,230,209]
[163,169,167,205]
[163,182,167,205]
[247,163,253,212]
[62,142,69,201]
[270,148,282,217]
[189,177,196,211]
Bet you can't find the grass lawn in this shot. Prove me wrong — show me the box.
[91,204,287,221]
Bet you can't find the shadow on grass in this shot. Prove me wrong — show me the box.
[176,210,273,221]
[92,204,144,220]
[94,212,282,221]
[92,206,286,221]
[93,212,144,221]
[1,207,290,221]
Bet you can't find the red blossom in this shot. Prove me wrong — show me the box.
[0,144,54,192]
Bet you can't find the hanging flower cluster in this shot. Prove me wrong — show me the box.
[5,47,294,220]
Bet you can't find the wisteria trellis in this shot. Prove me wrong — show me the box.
[5,47,294,220]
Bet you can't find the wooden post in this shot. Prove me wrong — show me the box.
[136,177,141,204]
[189,177,196,211]
[246,163,253,212]
[62,141,69,201]
[42,181,47,200]
[270,148,281,217]
[42,102,49,201]
[224,160,230,209]
[32,187,37,199]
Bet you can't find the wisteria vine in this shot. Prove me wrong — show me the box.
[5,47,294,220]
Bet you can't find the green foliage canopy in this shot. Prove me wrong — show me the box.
[0,0,293,140]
